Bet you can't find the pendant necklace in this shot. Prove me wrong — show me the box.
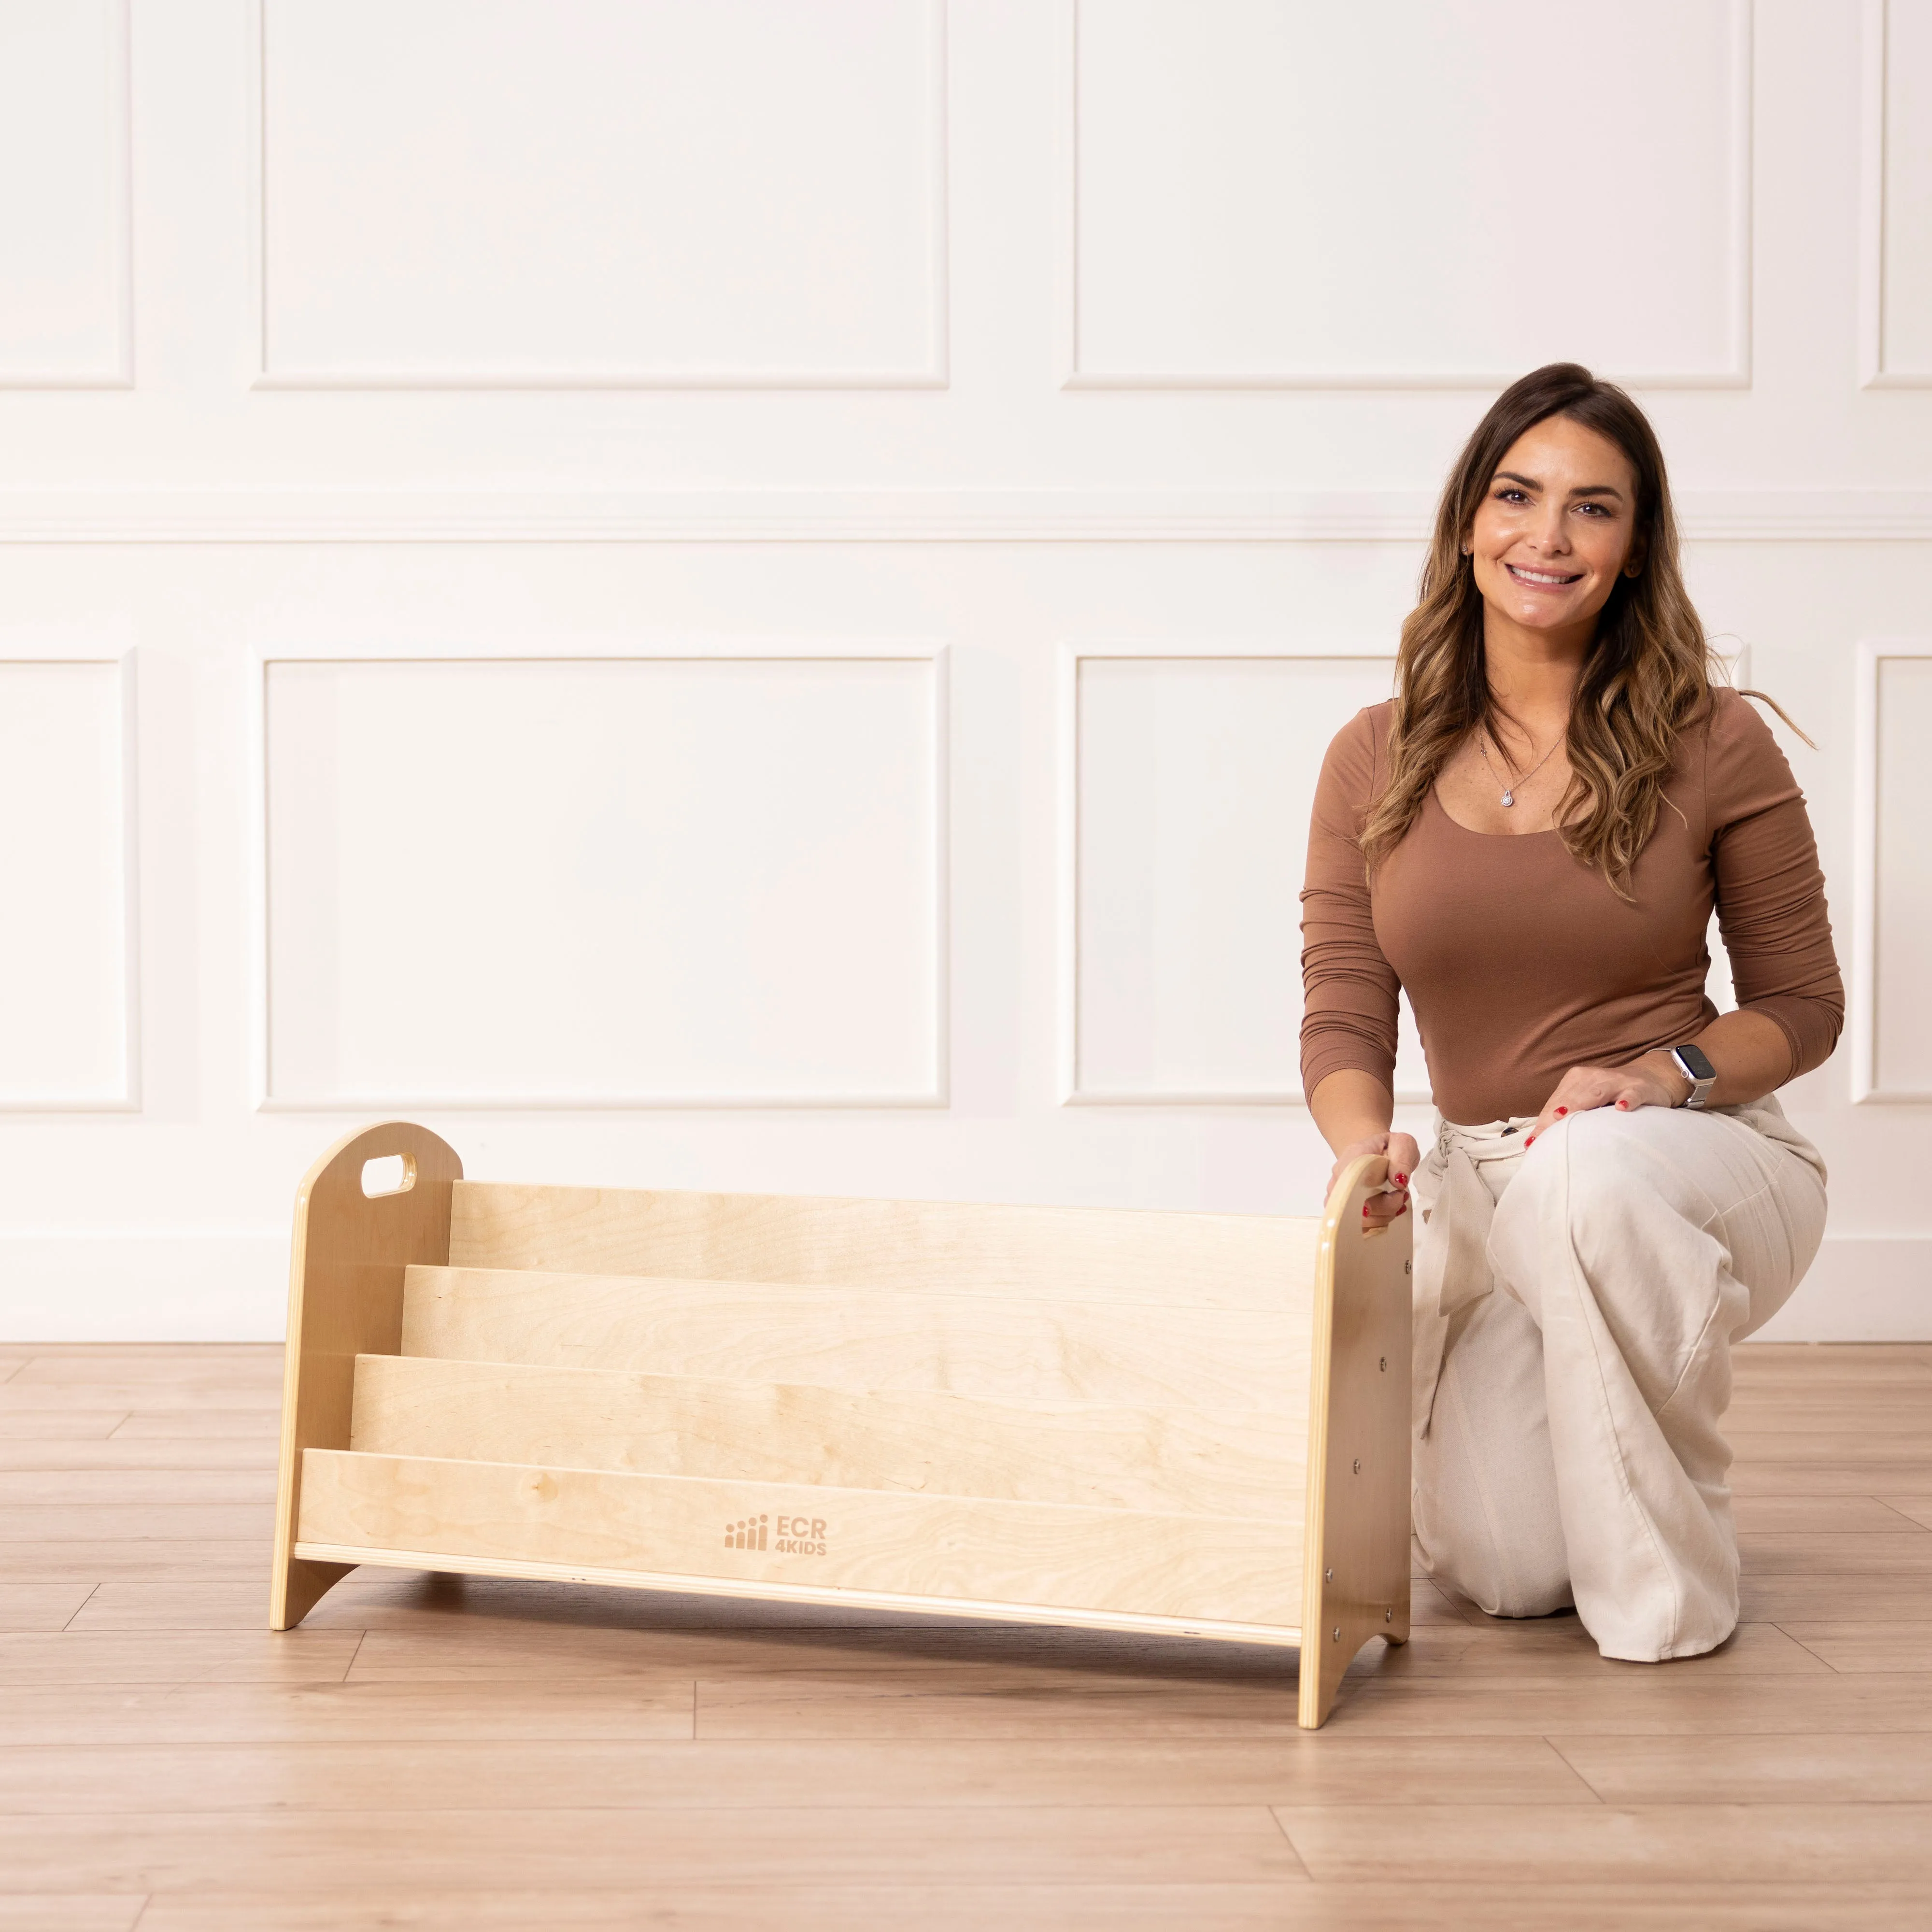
[1477,726,1563,809]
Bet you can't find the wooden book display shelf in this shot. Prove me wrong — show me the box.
[270,1121,1412,1727]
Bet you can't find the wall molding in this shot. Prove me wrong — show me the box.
[0,0,133,389]
[247,0,950,391]
[1060,639,1750,1109]
[1059,0,1754,392]
[6,488,1932,546]
[1850,638,1932,1103]
[1861,0,1932,388]
[1057,640,1430,1108]
[248,640,950,1112]
[0,647,140,1112]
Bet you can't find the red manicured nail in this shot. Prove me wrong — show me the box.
[1362,1203,1371,1217]
[1524,1134,1535,1147]
[1554,1107,1567,1117]
[1394,1173,1408,1186]
[1616,1100,1630,1109]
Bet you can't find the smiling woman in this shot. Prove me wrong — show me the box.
[1362,365,1715,885]
[1299,362,1844,1666]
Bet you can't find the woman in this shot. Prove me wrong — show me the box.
[1300,362,1841,1664]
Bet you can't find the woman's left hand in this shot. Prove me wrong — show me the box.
[1525,1053,1690,1148]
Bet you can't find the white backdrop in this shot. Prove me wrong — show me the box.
[0,0,1927,1341]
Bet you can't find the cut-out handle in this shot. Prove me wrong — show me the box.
[360,1153,417,1199]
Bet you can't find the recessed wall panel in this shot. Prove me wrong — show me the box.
[264,656,942,1105]
[1072,0,1746,384]
[1874,0,1932,381]
[258,0,945,384]
[0,662,130,1103]
[1074,655,1426,1101]
[0,0,127,384]
[1874,655,1932,1093]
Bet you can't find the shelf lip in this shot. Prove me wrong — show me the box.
[300,1440,1290,1529]
[292,1535,1303,1647]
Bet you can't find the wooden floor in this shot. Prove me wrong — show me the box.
[2,1344,1930,1931]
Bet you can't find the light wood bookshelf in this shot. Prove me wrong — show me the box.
[270,1121,1412,1727]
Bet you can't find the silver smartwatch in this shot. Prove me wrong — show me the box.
[1667,1043,1717,1110]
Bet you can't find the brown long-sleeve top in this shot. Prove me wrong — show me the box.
[1299,690,1844,1125]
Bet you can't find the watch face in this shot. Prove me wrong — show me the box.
[1676,1043,1717,1082]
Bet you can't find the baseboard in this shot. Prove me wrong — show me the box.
[1751,1236,1932,1342]
[0,1232,289,1342]
[0,1228,1923,1345]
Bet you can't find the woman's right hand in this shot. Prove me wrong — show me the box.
[1328,1131,1420,1227]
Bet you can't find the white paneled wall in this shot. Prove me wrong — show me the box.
[256,0,947,385]
[1860,647,1932,1100]
[0,658,135,1104]
[0,0,128,384]
[0,0,1927,1341]
[1068,650,1427,1103]
[1869,0,1932,384]
[261,651,944,1107]
[1070,0,1748,386]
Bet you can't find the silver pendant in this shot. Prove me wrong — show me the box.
[1501,790,1514,807]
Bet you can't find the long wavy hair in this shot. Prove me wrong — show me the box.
[1360,362,1791,896]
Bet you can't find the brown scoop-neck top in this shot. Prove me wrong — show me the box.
[1298,690,1843,1125]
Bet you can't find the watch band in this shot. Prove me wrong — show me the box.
[1668,1043,1718,1110]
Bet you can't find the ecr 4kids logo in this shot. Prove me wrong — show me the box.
[723,1512,829,1556]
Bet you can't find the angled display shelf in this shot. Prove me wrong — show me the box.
[271,1122,1411,1728]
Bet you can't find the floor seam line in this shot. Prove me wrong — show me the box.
[1540,1735,1611,1802]
[1262,1804,1317,1881]
[61,1581,104,1632]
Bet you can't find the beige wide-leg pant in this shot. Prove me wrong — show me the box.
[1409,1096,1827,1662]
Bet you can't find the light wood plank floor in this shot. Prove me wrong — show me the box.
[1,1341,1929,1931]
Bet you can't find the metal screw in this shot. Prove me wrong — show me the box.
[1325,1567,1333,1581]
[1404,1260,1412,1274]
[1378,1356,1387,1372]
[1332,1626,1340,1642]
[1385,1608,1393,1622]
[1352,1459,1361,1474]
